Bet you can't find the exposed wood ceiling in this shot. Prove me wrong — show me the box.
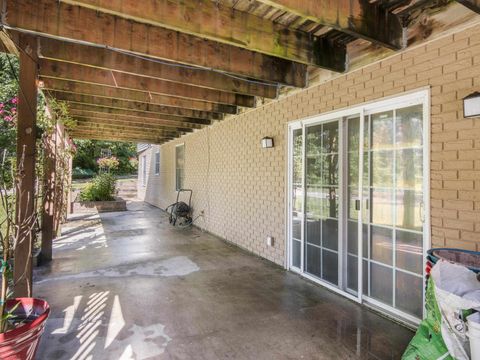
[0,0,478,144]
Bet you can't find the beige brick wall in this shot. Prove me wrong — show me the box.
[139,23,480,266]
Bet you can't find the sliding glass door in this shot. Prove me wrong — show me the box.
[287,91,429,324]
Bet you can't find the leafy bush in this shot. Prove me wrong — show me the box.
[80,173,117,201]
[72,167,96,179]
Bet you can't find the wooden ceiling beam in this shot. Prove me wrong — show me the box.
[455,0,480,13]
[254,0,404,49]
[39,60,255,108]
[41,78,238,114]
[69,109,203,130]
[57,0,346,71]
[70,131,169,144]
[36,37,278,99]
[73,122,182,137]
[47,91,224,120]
[67,103,212,126]
[3,0,307,87]
[73,116,195,133]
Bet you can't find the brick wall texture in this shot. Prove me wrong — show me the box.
[138,23,480,266]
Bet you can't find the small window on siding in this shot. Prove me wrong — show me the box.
[154,151,160,175]
[175,144,185,191]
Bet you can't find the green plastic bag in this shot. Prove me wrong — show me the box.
[402,278,452,360]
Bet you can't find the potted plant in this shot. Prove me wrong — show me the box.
[0,150,50,360]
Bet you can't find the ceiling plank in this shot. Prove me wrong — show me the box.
[67,103,212,126]
[42,78,238,114]
[254,0,404,49]
[39,60,255,107]
[73,116,195,133]
[37,37,278,98]
[58,0,346,71]
[47,91,224,120]
[4,0,308,87]
[69,109,203,130]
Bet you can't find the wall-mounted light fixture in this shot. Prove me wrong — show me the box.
[261,137,274,148]
[463,92,480,118]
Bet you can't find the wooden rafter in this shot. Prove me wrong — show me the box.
[47,91,224,120]
[69,130,172,144]
[254,0,404,49]
[69,110,203,130]
[67,103,212,126]
[73,116,195,133]
[36,37,278,99]
[74,123,182,137]
[57,0,347,71]
[41,78,238,114]
[39,60,255,108]
[3,0,308,87]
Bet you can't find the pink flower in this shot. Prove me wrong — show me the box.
[11,108,16,114]
[0,103,4,109]
[11,97,18,104]
[4,116,12,122]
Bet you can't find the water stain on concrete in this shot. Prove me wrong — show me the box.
[37,256,200,283]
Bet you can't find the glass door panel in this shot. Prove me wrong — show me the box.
[290,128,303,270]
[364,104,425,319]
[305,120,340,285]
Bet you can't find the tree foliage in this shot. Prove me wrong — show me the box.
[73,140,138,176]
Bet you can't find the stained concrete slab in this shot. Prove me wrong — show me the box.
[35,201,413,359]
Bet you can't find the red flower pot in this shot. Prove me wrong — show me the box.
[0,298,50,360]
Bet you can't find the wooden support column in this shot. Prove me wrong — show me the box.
[14,35,38,298]
[40,124,56,263]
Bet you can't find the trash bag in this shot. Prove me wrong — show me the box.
[402,260,480,360]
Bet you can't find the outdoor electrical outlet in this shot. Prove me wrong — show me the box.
[267,236,274,247]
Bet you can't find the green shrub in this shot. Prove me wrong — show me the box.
[72,167,96,179]
[80,173,116,201]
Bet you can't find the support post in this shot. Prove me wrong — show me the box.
[40,126,56,263]
[14,35,38,298]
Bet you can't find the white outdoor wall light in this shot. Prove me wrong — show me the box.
[463,92,480,118]
[261,137,274,148]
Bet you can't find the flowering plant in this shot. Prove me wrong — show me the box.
[97,156,120,171]
[0,97,18,127]
[128,156,138,168]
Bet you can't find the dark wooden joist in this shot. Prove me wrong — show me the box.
[58,0,347,71]
[74,122,182,137]
[39,60,255,108]
[255,0,404,49]
[455,0,480,13]
[3,0,308,87]
[69,110,203,130]
[73,116,195,133]
[37,37,278,98]
[70,130,170,144]
[67,103,212,126]
[47,91,223,120]
[42,78,238,114]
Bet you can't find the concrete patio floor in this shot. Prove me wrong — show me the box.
[34,201,413,359]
